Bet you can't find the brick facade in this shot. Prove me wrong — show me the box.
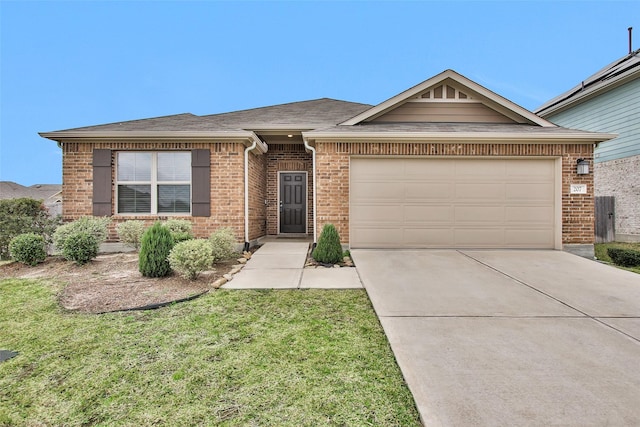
[61,141,248,242]
[265,144,313,235]
[61,139,596,247]
[595,154,640,241]
[315,141,595,246]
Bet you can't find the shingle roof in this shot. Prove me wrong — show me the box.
[0,181,61,201]
[535,49,640,116]
[45,99,372,133]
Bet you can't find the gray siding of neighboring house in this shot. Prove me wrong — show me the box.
[546,77,640,163]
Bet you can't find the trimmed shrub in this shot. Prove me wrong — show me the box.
[0,198,60,260]
[9,233,47,266]
[313,223,343,265]
[209,227,237,262]
[163,219,193,243]
[607,248,640,267]
[168,239,214,280]
[139,222,175,278]
[53,216,110,252]
[62,232,98,265]
[116,220,146,251]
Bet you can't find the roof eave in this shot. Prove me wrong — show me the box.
[536,67,640,117]
[303,131,617,144]
[39,130,259,142]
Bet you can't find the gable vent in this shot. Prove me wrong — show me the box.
[417,84,471,100]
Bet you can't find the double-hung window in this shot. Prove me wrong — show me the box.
[116,152,191,214]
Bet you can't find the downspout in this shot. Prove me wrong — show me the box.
[303,136,317,245]
[243,138,258,252]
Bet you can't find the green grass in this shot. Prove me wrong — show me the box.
[0,279,420,426]
[594,242,640,274]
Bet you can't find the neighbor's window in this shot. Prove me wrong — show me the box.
[116,152,191,214]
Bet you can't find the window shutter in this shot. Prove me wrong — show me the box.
[92,149,113,216]
[191,149,211,217]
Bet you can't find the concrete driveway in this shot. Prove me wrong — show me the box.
[351,249,640,427]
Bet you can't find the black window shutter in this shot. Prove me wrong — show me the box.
[92,149,112,216]
[191,149,211,217]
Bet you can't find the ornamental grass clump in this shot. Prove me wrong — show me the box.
[9,233,47,266]
[209,227,237,262]
[168,239,214,280]
[139,222,175,277]
[312,223,343,265]
[62,232,98,265]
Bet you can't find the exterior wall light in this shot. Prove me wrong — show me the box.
[576,158,589,175]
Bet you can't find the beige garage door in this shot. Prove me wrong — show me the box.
[350,158,557,249]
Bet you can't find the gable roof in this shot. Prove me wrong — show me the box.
[340,69,555,127]
[535,49,640,117]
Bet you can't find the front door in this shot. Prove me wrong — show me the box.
[280,172,306,233]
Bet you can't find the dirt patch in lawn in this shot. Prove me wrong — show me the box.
[0,253,242,314]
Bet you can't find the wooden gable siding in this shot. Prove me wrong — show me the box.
[547,78,640,163]
[370,101,517,123]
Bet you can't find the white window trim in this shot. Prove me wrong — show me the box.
[115,151,192,215]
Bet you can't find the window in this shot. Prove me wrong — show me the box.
[116,152,191,214]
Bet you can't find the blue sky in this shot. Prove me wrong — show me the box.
[1,0,638,185]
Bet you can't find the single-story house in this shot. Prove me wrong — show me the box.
[0,181,62,217]
[40,70,614,256]
[536,48,640,243]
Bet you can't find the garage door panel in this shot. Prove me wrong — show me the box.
[455,206,505,223]
[405,205,454,222]
[350,158,557,249]
[505,206,554,224]
[506,183,554,200]
[455,183,505,199]
[404,228,454,246]
[405,182,453,200]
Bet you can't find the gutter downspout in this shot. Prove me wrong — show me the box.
[243,138,258,252]
[303,136,317,245]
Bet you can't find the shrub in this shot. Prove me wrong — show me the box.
[116,220,146,251]
[62,232,98,265]
[209,227,237,262]
[168,239,214,280]
[53,216,110,252]
[139,222,175,277]
[607,248,640,267]
[163,219,193,243]
[0,198,60,260]
[9,233,47,266]
[313,223,343,265]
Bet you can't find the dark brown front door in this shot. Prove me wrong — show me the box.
[280,172,306,233]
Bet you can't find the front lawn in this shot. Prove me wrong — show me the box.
[595,242,640,274]
[0,279,420,426]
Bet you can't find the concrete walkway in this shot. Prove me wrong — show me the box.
[222,241,362,289]
[352,249,640,427]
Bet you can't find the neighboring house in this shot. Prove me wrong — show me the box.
[40,70,613,256]
[0,181,62,217]
[536,49,640,242]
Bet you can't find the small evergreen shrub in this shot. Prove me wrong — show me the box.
[168,239,214,280]
[607,248,640,267]
[116,220,146,250]
[53,216,110,251]
[209,227,237,262]
[0,198,60,260]
[9,233,47,266]
[139,222,175,277]
[163,219,193,243]
[62,232,98,265]
[312,223,343,265]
